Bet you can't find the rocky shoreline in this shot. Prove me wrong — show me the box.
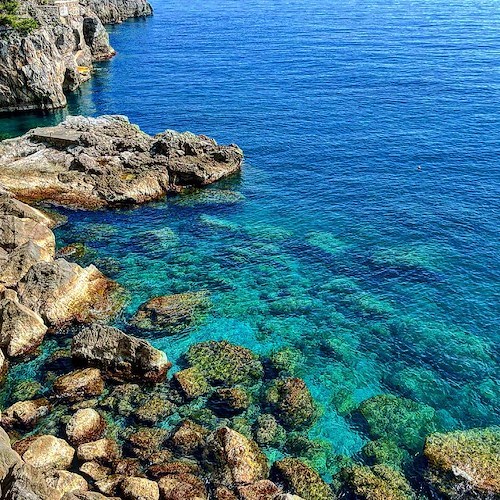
[0,120,498,499]
[0,0,152,113]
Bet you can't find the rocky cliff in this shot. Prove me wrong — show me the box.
[0,0,152,114]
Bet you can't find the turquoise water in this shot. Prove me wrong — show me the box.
[1,0,499,468]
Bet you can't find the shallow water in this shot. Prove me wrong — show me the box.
[1,0,500,474]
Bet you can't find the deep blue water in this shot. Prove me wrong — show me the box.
[1,0,499,468]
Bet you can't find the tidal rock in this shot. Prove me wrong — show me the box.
[147,461,200,479]
[271,458,333,500]
[0,425,22,482]
[22,435,75,470]
[0,116,243,209]
[0,194,58,228]
[340,464,415,500]
[1,398,50,429]
[157,473,207,500]
[265,378,318,430]
[203,427,269,488]
[120,476,159,500]
[72,324,171,382]
[186,340,263,387]
[17,259,120,326]
[173,367,210,400]
[424,427,500,499]
[0,289,48,357]
[208,387,251,417]
[53,368,105,401]
[113,458,144,477]
[77,438,121,464]
[0,349,8,382]
[66,408,106,445]
[170,420,209,456]
[45,470,89,497]
[130,291,210,334]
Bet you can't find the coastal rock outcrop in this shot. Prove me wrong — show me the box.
[0,116,244,209]
[83,0,153,24]
[71,323,171,382]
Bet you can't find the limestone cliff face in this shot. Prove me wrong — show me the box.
[0,0,152,114]
[83,0,153,24]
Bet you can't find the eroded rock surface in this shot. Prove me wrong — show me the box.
[0,116,244,209]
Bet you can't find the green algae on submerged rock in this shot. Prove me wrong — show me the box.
[173,367,211,400]
[185,340,264,387]
[265,377,318,430]
[424,427,500,499]
[208,387,251,417]
[173,189,245,207]
[362,438,411,470]
[130,291,210,334]
[339,464,416,500]
[253,414,286,448]
[357,394,439,452]
[271,458,334,500]
[269,347,305,377]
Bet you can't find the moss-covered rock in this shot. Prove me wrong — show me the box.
[170,420,209,456]
[340,464,415,500]
[253,414,286,448]
[134,396,176,424]
[186,341,264,387]
[271,458,333,500]
[265,378,318,430]
[362,438,411,470]
[424,427,500,499]
[126,427,169,462]
[269,347,304,376]
[209,387,251,417]
[357,394,438,452]
[174,367,211,400]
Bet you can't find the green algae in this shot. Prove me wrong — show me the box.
[172,189,245,206]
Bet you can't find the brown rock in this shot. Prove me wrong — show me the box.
[95,474,123,496]
[170,420,209,456]
[209,387,251,417]
[2,462,58,499]
[120,476,160,500]
[45,470,89,497]
[66,408,106,445]
[0,194,58,228]
[148,461,200,479]
[77,438,121,464]
[22,435,75,470]
[114,458,144,477]
[1,398,50,429]
[237,480,281,500]
[53,368,105,401]
[79,461,112,481]
[158,473,207,500]
[72,324,171,382]
[127,427,169,461]
[213,486,238,500]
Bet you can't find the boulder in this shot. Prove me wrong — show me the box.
[424,427,500,499]
[120,476,160,500]
[0,116,243,209]
[157,473,207,500]
[271,458,333,500]
[0,425,22,483]
[208,387,251,417]
[265,378,318,430]
[203,427,269,487]
[130,291,210,334]
[79,461,112,482]
[2,462,58,499]
[94,474,123,496]
[17,259,120,326]
[0,289,48,357]
[66,408,106,445]
[340,464,415,500]
[253,414,286,448]
[0,195,58,228]
[72,324,171,382]
[173,367,210,400]
[0,348,8,382]
[77,438,121,464]
[126,428,169,462]
[53,368,105,401]
[237,480,281,499]
[170,420,209,456]
[22,435,75,470]
[45,470,89,497]
[134,396,175,424]
[1,398,50,429]
[186,340,263,387]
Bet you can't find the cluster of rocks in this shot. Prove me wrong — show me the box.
[0,116,244,208]
[0,0,152,113]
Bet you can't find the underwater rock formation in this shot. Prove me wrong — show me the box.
[0,116,244,209]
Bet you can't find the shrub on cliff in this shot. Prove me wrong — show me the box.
[0,1,38,35]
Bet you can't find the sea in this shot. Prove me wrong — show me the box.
[1,0,499,475]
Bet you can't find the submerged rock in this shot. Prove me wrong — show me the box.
[203,427,269,488]
[130,291,210,334]
[186,340,263,387]
[339,464,416,500]
[170,420,209,456]
[265,378,318,430]
[208,387,251,417]
[424,427,500,499]
[72,324,171,382]
[173,367,211,400]
[0,116,243,209]
[253,414,286,448]
[271,458,333,500]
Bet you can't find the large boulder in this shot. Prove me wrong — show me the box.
[424,427,500,499]
[72,324,171,382]
[1,462,58,499]
[130,291,210,334]
[53,368,105,401]
[157,473,207,500]
[265,378,318,430]
[203,427,269,488]
[0,116,243,209]
[77,438,121,465]
[45,470,89,497]
[120,476,159,500]
[17,259,120,326]
[66,408,107,446]
[271,458,333,500]
[1,398,51,429]
[185,341,263,387]
[169,420,209,456]
[0,289,47,357]
[22,435,75,471]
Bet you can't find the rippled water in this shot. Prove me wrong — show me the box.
[2,0,500,471]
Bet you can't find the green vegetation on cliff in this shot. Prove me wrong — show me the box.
[0,0,38,34]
